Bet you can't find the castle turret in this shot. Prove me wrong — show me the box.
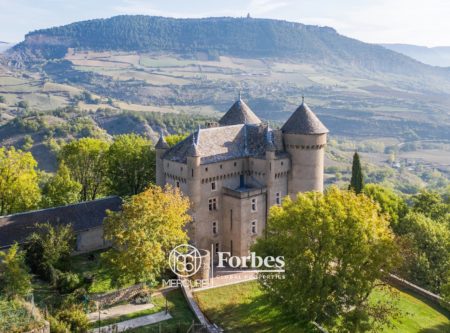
[155,135,169,186]
[281,99,328,196]
[218,95,262,126]
[186,131,202,210]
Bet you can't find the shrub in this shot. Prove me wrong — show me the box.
[48,315,69,333]
[56,305,89,333]
[56,271,81,294]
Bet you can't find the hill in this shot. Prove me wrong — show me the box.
[8,16,450,77]
[1,16,450,153]
[381,43,450,67]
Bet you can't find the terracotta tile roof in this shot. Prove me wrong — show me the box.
[281,102,329,135]
[0,196,122,249]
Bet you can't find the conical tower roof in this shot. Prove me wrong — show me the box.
[281,101,328,135]
[219,98,262,126]
[155,135,169,149]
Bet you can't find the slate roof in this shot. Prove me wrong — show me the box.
[218,99,262,126]
[0,196,122,249]
[281,102,329,135]
[155,136,170,149]
[163,124,275,164]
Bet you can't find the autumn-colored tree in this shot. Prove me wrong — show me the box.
[253,187,398,332]
[41,161,82,208]
[165,133,188,147]
[0,244,32,299]
[59,138,110,201]
[103,185,191,285]
[0,147,41,215]
[107,134,156,196]
[349,151,364,194]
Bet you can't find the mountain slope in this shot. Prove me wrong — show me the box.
[381,43,450,67]
[8,15,447,77]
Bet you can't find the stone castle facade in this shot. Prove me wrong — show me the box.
[155,97,328,257]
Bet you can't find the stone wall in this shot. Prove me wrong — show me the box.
[386,273,449,308]
[91,283,146,308]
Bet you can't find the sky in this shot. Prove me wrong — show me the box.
[0,0,449,47]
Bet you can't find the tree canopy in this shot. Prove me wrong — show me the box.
[102,185,191,285]
[0,244,32,299]
[107,134,155,196]
[41,161,82,208]
[349,151,364,194]
[0,147,41,215]
[59,137,110,201]
[253,187,398,331]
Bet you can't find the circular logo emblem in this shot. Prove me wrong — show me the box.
[169,244,202,278]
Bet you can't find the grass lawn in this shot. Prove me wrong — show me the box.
[70,250,132,294]
[194,281,450,333]
[125,289,197,333]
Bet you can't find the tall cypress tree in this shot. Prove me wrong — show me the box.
[349,152,364,194]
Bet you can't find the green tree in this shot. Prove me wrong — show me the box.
[363,184,408,228]
[59,138,110,201]
[0,95,5,103]
[22,135,34,151]
[0,147,41,215]
[41,161,82,208]
[411,190,448,222]
[396,212,450,293]
[253,187,398,332]
[16,101,28,109]
[23,223,75,282]
[165,133,188,147]
[107,134,156,196]
[0,244,32,299]
[349,151,364,194]
[103,185,191,285]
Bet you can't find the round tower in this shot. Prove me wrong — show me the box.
[186,132,201,210]
[281,99,328,196]
[155,135,169,187]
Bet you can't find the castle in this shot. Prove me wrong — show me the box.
[155,97,328,257]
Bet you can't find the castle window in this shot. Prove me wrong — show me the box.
[212,221,218,235]
[176,181,180,188]
[276,192,281,205]
[251,198,257,212]
[281,161,284,166]
[205,167,208,172]
[251,220,257,234]
[215,243,220,254]
[192,169,194,177]
[230,240,233,256]
[209,198,217,211]
[180,167,183,171]
[220,164,223,169]
[211,182,216,191]
[234,162,237,167]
